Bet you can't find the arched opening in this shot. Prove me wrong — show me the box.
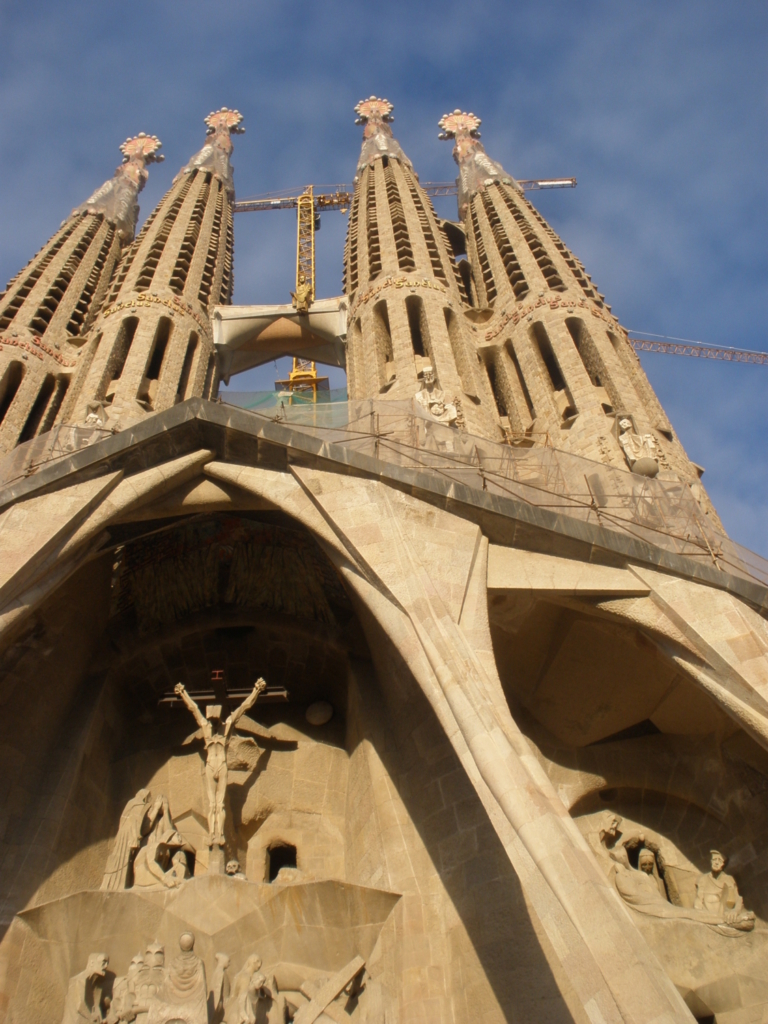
[405,294,427,358]
[267,842,297,881]
[176,331,199,403]
[18,373,56,444]
[0,361,25,425]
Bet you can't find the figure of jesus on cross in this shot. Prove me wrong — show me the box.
[174,677,266,847]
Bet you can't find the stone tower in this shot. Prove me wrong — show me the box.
[0,133,163,453]
[66,108,244,430]
[344,98,499,437]
[439,109,717,514]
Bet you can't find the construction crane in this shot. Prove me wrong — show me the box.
[232,182,767,368]
[232,178,577,310]
[274,356,330,403]
[627,335,768,365]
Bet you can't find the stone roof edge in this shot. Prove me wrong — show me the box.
[1,398,766,616]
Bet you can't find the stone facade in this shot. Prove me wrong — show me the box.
[0,103,765,1024]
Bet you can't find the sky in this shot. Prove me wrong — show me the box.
[0,0,765,555]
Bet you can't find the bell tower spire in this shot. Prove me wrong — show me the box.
[66,109,243,430]
[439,109,718,513]
[343,98,499,437]
[0,133,162,453]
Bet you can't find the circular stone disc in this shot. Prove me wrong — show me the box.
[305,700,334,726]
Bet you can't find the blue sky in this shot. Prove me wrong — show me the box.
[0,0,765,555]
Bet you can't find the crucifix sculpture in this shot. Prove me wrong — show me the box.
[174,676,266,848]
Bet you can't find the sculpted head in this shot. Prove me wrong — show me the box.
[86,953,109,979]
[179,932,196,953]
[619,417,633,434]
[128,955,144,977]
[711,850,726,875]
[638,849,656,874]
[599,812,622,842]
[146,942,164,968]
[244,954,262,973]
[226,860,241,876]
[422,366,435,387]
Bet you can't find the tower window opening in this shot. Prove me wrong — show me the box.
[365,172,382,280]
[101,317,138,400]
[135,176,195,292]
[383,164,415,272]
[176,332,199,402]
[444,307,477,399]
[67,227,116,336]
[202,353,216,399]
[18,373,57,444]
[470,199,496,305]
[171,177,211,296]
[403,170,447,284]
[219,220,234,303]
[145,317,172,381]
[106,203,162,303]
[405,295,426,357]
[485,358,507,417]
[267,843,297,882]
[531,322,576,419]
[41,375,70,432]
[481,192,529,300]
[381,156,389,168]
[496,186,565,291]
[198,185,224,308]
[456,258,474,305]
[373,301,395,390]
[344,188,360,295]
[0,362,25,425]
[30,217,102,336]
[0,220,79,332]
[506,342,536,421]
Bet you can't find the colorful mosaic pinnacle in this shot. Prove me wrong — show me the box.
[354,96,394,125]
[119,133,164,164]
[438,110,482,140]
[204,107,245,135]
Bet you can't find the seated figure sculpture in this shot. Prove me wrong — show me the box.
[415,367,458,427]
[147,932,207,1024]
[695,850,751,925]
[613,843,755,935]
[60,952,110,1024]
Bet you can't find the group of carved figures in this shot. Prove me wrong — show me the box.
[101,789,193,891]
[101,678,268,892]
[598,814,755,936]
[62,936,367,1024]
[60,932,283,1024]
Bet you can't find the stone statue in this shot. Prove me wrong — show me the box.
[695,850,753,926]
[613,845,755,934]
[101,790,164,891]
[132,942,166,1020]
[415,367,458,427]
[224,954,267,1024]
[106,954,144,1024]
[208,954,230,1024]
[617,417,660,477]
[225,860,246,880]
[147,932,207,1024]
[174,679,266,847]
[60,952,110,1024]
[131,795,192,889]
[291,272,313,314]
